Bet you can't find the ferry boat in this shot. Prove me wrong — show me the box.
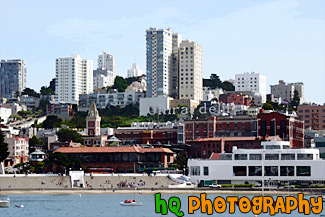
[120,200,142,206]
[0,198,10,208]
[188,140,325,187]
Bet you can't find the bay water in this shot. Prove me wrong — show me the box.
[0,193,323,217]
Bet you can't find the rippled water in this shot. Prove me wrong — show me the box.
[0,193,323,217]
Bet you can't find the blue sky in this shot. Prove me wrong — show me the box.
[0,0,324,103]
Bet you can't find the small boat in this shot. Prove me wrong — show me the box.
[0,198,10,208]
[120,199,142,206]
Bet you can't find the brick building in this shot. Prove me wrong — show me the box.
[55,146,174,172]
[184,116,257,143]
[257,112,304,148]
[219,93,251,106]
[188,137,263,159]
[115,122,184,146]
[297,104,325,130]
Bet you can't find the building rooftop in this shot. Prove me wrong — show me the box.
[54,145,174,154]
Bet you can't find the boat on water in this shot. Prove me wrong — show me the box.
[0,198,10,208]
[120,199,142,206]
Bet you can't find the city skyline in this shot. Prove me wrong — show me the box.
[0,0,324,103]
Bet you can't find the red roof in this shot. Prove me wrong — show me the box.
[209,153,220,160]
[194,137,258,142]
[54,145,173,154]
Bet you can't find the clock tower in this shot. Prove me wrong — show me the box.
[86,102,101,136]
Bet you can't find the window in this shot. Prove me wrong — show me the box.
[203,167,209,176]
[280,166,294,176]
[249,166,262,176]
[265,166,278,176]
[235,154,247,160]
[250,154,262,160]
[296,166,311,176]
[190,166,200,176]
[233,166,246,176]
[265,154,279,160]
[297,154,313,160]
[281,154,295,160]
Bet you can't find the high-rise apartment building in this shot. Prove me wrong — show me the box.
[127,63,143,78]
[235,72,267,103]
[0,59,26,98]
[55,54,93,104]
[178,40,203,102]
[98,51,116,73]
[146,28,173,98]
[170,33,182,99]
[93,52,116,90]
[270,80,305,104]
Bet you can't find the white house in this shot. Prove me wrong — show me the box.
[0,104,12,123]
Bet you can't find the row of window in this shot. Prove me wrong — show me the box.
[190,166,311,177]
[234,153,313,160]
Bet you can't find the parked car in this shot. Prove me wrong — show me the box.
[209,184,222,188]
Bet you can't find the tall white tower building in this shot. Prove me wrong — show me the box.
[235,72,267,103]
[178,40,203,103]
[146,28,173,98]
[94,52,116,90]
[98,51,116,73]
[55,54,93,104]
[127,63,143,78]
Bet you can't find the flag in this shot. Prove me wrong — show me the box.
[282,99,288,105]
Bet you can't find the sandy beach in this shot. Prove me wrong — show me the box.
[0,189,317,195]
[0,175,322,195]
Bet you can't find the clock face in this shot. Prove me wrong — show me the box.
[88,121,95,127]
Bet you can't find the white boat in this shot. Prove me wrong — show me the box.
[0,198,10,208]
[120,200,142,206]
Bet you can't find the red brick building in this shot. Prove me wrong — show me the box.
[55,146,174,172]
[188,137,263,159]
[115,125,182,145]
[257,112,304,148]
[297,104,325,130]
[184,116,257,143]
[219,93,251,105]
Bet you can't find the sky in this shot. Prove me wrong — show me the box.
[0,0,324,104]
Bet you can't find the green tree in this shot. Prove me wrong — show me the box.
[9,113,23,121]
[220,81,235,91]
[49,78,56,92]
[45,152,70,174]
[42,115,62,129]
[22,87,40,97]
[262,103,274,110]
[56,128,84,144]
[40,86,54,95]
[38,100,50,114]
[203,74,234,91]
[0,131,9,162]
[111,76,128,92]
[29,135,43,146]
[175,153,188,174]
[29,135,45,152]
[64,112,87,128]
[290,90,300,109]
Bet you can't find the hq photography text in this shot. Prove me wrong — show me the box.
[154,193,323,216]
